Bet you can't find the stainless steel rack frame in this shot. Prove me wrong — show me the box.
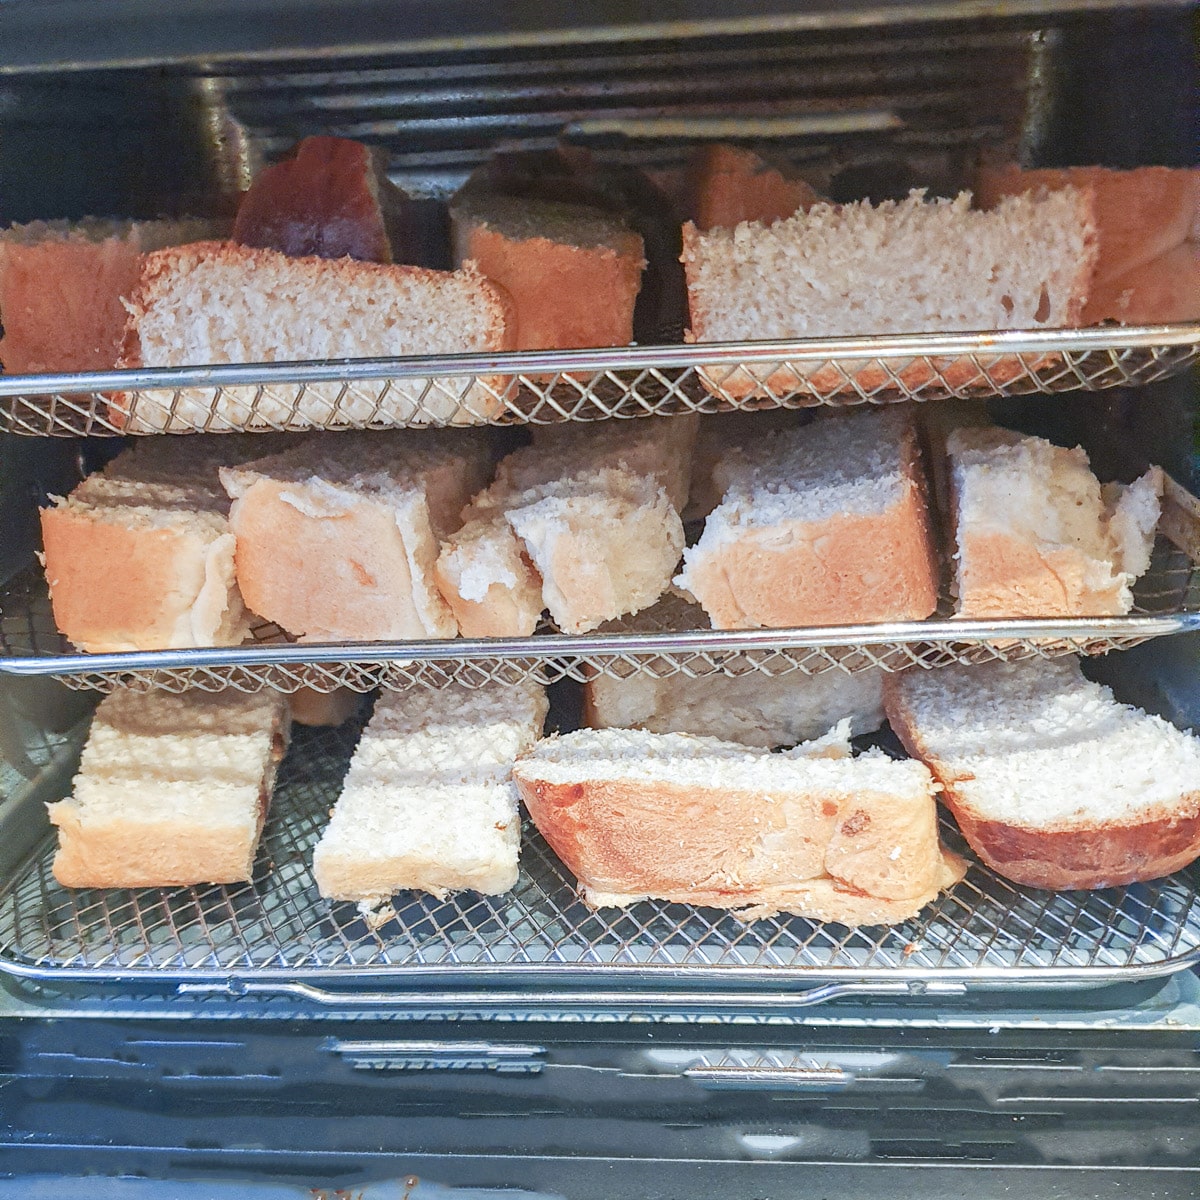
[2,715,1198,1002]
[0,325,1197,436]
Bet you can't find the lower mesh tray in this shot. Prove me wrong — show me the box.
[2,717,1199,990]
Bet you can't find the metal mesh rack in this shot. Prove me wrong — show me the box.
[0,325,1197,436]
[2,532,1198,694]
[2,716,1198,992]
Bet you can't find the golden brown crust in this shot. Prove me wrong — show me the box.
[687,144,822,232]
[1082,242,1200,326]
[883,677,1200,890]
[975,165,1200,287]
[40,503,240,653]
[514,769,956,924]
[955,529,1127,619]
[684,423,938,629]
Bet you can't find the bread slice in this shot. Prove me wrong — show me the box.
[584,663,884,749]
[947,426,1163,617]
[311,681,548,902]
[513,724,966,923]
[451,192,645,355]
[681,188,1097,398]
[974,165,1199,290]
[676,406,939,629]
[233,135,414,265]
[436,420,691,637]
[38,437,272,653]
[220,430,494,642]
[885,658,1200,889]
[114,241,516,431]
[0,217,224,376]
[685,143,823,231]
[48,688,290,888]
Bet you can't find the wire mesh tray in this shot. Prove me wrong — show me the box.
[2,715,1199,995]
[2,526,1198,693]
[1,324,1197,436]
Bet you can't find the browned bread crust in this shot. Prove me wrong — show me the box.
[687,143,823,231]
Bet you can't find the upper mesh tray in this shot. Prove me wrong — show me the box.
[0,325,1197,435]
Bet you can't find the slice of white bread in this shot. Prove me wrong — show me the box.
[512,724,966,923]
[975,165,1199,325]
[681,188,1097,398]
[584,664,884,749]
[38,438,274,653]
[0,217,224,375]
[885,658,1200,889]
[947,425,1163,617]
[436,420,691,637]
[676,406,939,628]
[312,681,548,901]
[451,192,645,354]
[220,429,494,642]
[48,688,290,888]
[113,241,516,431]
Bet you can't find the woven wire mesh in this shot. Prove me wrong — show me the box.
[1,715,1198,984]
[0,328,1196,436]
[1,536,1196,694]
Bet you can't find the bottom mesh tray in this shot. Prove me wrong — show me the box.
[2,716,1199,993]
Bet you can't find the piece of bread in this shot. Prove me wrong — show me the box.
[48,688,290,888]
[975,165,1200,326]
[681,188,1097,399]
[885,657,1200,889]
[947,426,1163,617]
[676,406,939,629]
[113,241,516,431]
[220,430,494,642]
[38,437,273,653]
[233,135,415,265]
[974,165,1199,290]
[450,192,645,355]
[312,681,548,902]
[0,217,225,375]
[436,420,692,637]
[584,663,884,749]
[513,724,966,923]
[685,144,823,231]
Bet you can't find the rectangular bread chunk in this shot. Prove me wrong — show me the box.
[681,188,1096,398]
[436,419,691,637]
[312,681,548,902]
[947,426,1163,617]
[676,406,939,629]
[512,725,965,924]
[38,438,269,653]
[220,429,494,642]
[585,662,884,749]
[114,241,516,431]
[451,192,645,353]
[0,217,224,375]
[48,688,290,888]
[885,658,1200,889]
[685,143,823,232]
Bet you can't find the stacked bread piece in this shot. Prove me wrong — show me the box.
[513,723,966,924]
[38,435,276,652]
[676,406,938,628]
[887,657,1200,889]
[945,426,1163,617]
[312,681,548,902]
[49,688,290,888]
[0,217,225,375]
[436,416,695,635]
[220,429,494,642]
